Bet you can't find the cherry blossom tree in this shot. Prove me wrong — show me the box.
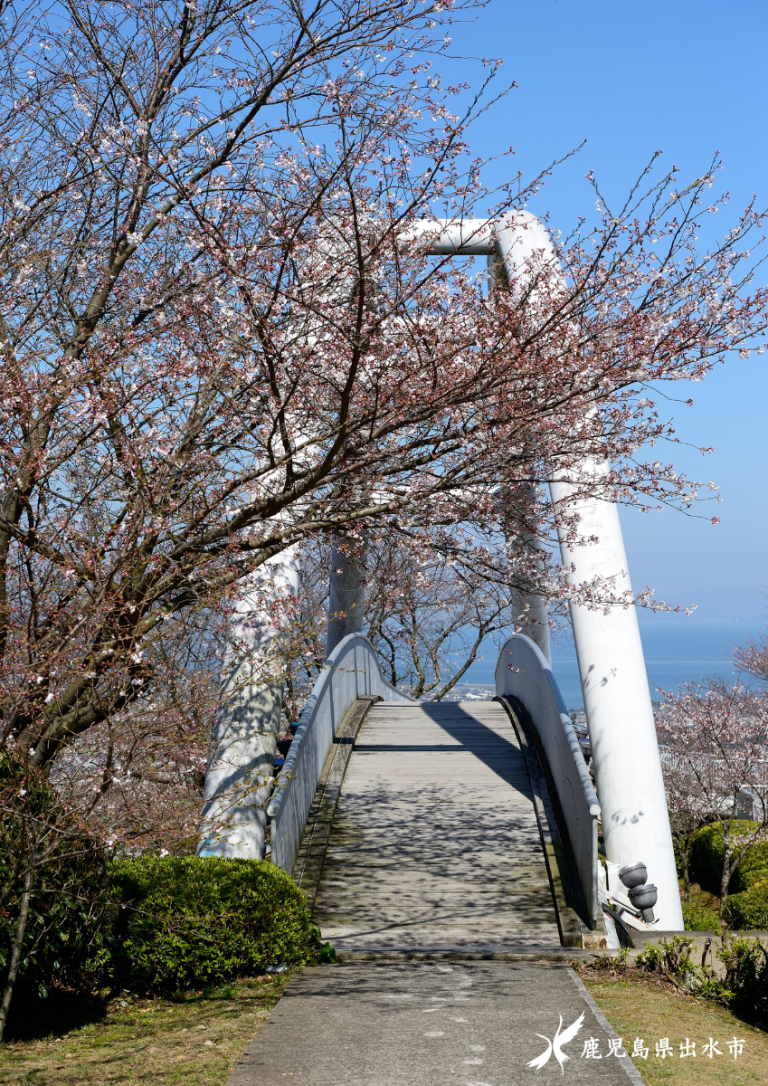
[0,0,509,770]
[733,630,768,685]
[656,680,768,911]
[364,535,518,699]
[0,0,766,1032]
[658,745,709,903]
[0,0,765,885]
[51,608,221,855]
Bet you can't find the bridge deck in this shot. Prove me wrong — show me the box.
[312,700,560,948]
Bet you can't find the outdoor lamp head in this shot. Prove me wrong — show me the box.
[618,862,648,890]
[628,882,658,923]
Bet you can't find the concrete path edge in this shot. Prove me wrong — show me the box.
[567,968,647,1086]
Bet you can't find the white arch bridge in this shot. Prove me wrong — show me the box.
[197,215,685,947]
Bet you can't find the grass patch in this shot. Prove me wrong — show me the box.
[582,971,768,1085]
[0,972,290,1085]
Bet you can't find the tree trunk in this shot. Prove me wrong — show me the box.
[681,842,691,903]
[0,861,34,1043]
[719,841,732,918]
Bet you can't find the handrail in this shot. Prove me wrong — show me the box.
[495,633,601,927]
[267,633,413,873]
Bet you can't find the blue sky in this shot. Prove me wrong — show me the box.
[451,0,768,626]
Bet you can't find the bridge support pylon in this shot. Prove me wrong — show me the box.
[197,547,299,860]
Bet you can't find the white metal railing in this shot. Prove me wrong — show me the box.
[267,633,412,873]
[495,633,601,927]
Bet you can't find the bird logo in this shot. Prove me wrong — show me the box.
[527,1012,585,1073]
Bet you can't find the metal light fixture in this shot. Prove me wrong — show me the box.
[619,862,658,923]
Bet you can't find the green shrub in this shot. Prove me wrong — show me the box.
[719,937,768,1025]
[0,759,114,1008]
[689,821,768,895]
[629,934,768,1024]
[636,934,695,977]
[109,856,320,994]
[723,883,768,931]
[0,841,113,1003]
[736,848,768,891]
[682,901,721,932]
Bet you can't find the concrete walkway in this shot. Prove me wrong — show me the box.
[312,701,560,949]
[227,962,642,1086]
[225,705,640,1086]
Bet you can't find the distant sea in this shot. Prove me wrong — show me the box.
[463,618,768,710]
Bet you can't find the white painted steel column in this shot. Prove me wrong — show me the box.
[489,254,551,665]
[197,546,300,859]
[502,483,552,666]
[497,216,682,929]
[402,214,683,928]
[326,535,367,658]
[511,576,551,665]
[550,468,683,929]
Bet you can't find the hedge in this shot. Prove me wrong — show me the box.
[109,855,321,994]
[0,761,113,1007]
[2,849,328,1019]
[723,883,768,932]
[722,937,768,1025]
[689,822,768,895]
[681,901,721,932]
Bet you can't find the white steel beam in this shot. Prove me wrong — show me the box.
[402,213,683,929]
[197,547,299,859]
[326,535,367,657]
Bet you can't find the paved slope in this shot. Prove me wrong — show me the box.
[227,962,642,1086]
[312,700,560,949]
